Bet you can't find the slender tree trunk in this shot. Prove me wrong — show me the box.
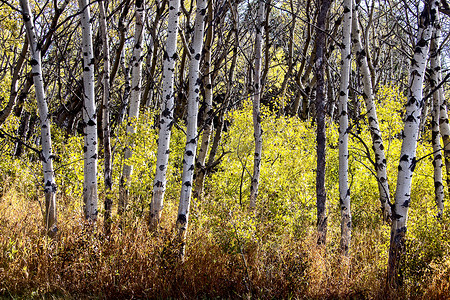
[99,0,113,233]
[79,0,99,221]
[292,2,314,118]
[352,0,392,222]
[434,10,450,207]
[149,0,181,228]
[315,0,332,245]
[249,0,265,208]
[143,0,167,108]
[0,38,28,127]
[278,0,297,115]
[339,0,352,255]
[326,64,336,120]
[117,49,131,126]
[387,0,436,288]
[110,0,131,84]
[11,0,70,126]
[430,10,444,218]
[205,4,239,169]
[14,111,31,157]
[119,0,146,215]
[177,0,207,258]
[199,0,238,189]
[439,85,450,200]
[20,0,58,237]
[193,0,215,200]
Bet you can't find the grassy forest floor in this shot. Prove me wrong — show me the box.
[1,87,450,298]
[1,191,449,299]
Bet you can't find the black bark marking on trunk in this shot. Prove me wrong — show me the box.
[410,157,417,171]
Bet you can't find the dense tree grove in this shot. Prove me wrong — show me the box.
[0,0,450,297]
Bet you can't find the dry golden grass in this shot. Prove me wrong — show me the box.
[1,184,450,299]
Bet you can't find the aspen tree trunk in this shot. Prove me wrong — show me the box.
[387,0,436,287]
[149,0,181,228]
[352,0,392,222]
[249,0,265,208]
[193,0,214,200]
[315,0,332,245]
[439,84,450,199]
[99,0,113,232]
[434,7,450,204]
[110,0,131,84]
[10,0,70,128]
[79,0,98,221]
[430,10,444,217]
[118,0,146,215]
[118,49,131,126]
[177,0,207,258]
[339,0,352,254]
[20,0,57,237]
[143,0,167,108]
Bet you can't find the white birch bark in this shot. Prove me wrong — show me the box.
[430,11,444,217]
[439,80,450,199]
[99,0,113,232]
[193,0,214,200]
[434,2,450,205]
[352,2,392,222]
[387,0,436,287]
[249,0,265,208]
[177,0,207,258]
[79,0,98,221]
[119,0,146,214]
[20,0,57,236]
[339,0,352,254]
[149,0,181,228]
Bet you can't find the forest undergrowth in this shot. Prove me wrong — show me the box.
[1,86,450,299]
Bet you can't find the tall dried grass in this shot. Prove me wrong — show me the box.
[1,185,449,299]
